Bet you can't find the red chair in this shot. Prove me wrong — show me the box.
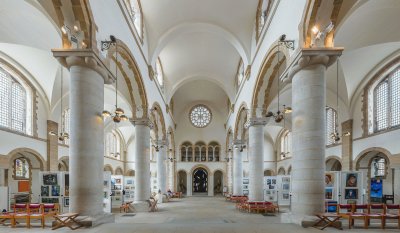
[28,203,44,228]
[350,204,368,229]
[337,204,353,228]
[42,203,59,227]
[367,204,385,229]
[12,203,29,228]
[384,204,400,229]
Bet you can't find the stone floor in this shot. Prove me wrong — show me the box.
[0,196,399,233]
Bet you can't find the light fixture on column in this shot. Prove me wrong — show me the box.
[330,59,341,142]
[49,66,69,142]
[101,36,128,123]
[234,144,246,152]
[310,22,334,48]
[167,157,176,162]
[278,34,295,50]
[280,151,290,159]
[265,40,292,123]
[152,144,164,152]
[61,24,85,49]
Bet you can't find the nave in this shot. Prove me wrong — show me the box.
[1,197,398,233]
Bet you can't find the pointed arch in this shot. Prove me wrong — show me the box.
[150,102,166,140]
[234,102,249,140]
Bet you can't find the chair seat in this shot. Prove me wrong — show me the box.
[385,214,400,218]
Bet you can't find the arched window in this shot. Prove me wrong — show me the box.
[236,59,244,89]
[256,0,273,41]
[371,157,386,178]
[280,131,291,159]
[105,131,121,160]
[125,0,143,41]
[326,107,338,145]
[156,58,164,88]
[14,158,30,179]
[373,67,400,132]
[61,108,70,145]
[0,64,31,134]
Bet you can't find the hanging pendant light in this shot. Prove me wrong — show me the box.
[102,38,128,123]
[265,42,291,122]
[330,60,341,142]
[49,66,69,141]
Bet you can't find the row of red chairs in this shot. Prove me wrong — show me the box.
[236,201,279,213]
[334,204,400,229]
[0,203,59,228]
[226,195,248,203]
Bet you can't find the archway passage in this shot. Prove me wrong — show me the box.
[193,168,208,193]
[214,170,223,194]
[177,170,187,194]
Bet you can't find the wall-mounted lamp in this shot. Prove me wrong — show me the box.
[310,22,334,48]
[278,34,295,50]
[61,24,85,49]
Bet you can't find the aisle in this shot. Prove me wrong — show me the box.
[0,197,397,233]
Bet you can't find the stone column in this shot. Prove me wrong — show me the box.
[341,119,353,171]
[187,172,192,196]
[0,168,5,186]
[247,118,267,201]
[156,141,167,196]
[288,48,342,225]
[132,119,151,206]
[227,149,233,194]
[208,173,214,196]
[233,141,243,195]
[47,120,59,171]
[52,49,115,224]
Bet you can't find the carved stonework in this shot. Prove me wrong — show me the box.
[284,48,343,82]
[244,117,268,129]
[52,49,114,84]
[131,118,154,129]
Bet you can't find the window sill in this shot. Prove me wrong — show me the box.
[0,127,45,142]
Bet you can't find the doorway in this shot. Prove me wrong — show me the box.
[193,168,208,193]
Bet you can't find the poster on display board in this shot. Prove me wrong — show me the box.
[243,178,249,196]
[324,172,340,202]
[111,175,123,207]
[370,178,383,203]
[151,177,158,194]
[340,171,363,205]
[263,176,278,202]
[123,176,135,203]
[277,175,291,205]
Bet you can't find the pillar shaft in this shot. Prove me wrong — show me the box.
[46,120,59,171]
[248,119,266,201]
[341,119,353,171]
[233,147,243,195]
[227,150,233,194]
[134,122,151,202]
[157,145,167,193]
[69,65,104,217]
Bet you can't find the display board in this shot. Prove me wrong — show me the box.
[324,172,340,202]
[123,176,135,203]
[39,171,68,212]
[0,187,8,211]
[103,172,111,213]
[277,175,291,205]
[242,177,249,196]
[151,177,158,194]
[264,176,278,202]
[340,171,363,204]
[370,178,383,203]
[111,175,123,208]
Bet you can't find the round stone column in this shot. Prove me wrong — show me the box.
[68,59,105,217]
[156,142,167,194]
[288,49,342,224]
[132,120,151,203]
[247,118,267,201]
[233,143,243,195]
[227,149,233,194]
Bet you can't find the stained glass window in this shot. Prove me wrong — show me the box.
[326,107,338,145]
[0,66,27,133]
[15,158,29,179]
[190,105,211,128]
[371,157,386,177]
[374,66,400,132]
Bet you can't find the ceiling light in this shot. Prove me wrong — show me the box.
[312,26,319,34]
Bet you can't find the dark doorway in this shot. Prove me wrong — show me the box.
[193,168,208,193]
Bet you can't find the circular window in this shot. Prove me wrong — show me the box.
[190,105,212,128]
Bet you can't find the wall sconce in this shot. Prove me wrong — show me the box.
[278,34,295,50]
[168,157,176,162]
[310,22,334,48]
[225,157,232,162]
[61,24,85,49]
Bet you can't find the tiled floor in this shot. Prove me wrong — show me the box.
[0,197,398,233]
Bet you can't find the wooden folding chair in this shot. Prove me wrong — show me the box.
[12,203,29,228]
[384,204,400,229]
[28,203,44,228]
[350,204,368,229]
[367,204,385,229]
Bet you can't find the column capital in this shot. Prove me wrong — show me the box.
[52,49,114,84]
[130,118,154,128]
[283,47,344,83]
[232,139,245,146]
[244,117,268,129]
[155,140,168,147]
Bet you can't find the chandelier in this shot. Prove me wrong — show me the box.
[101,36,128,123]
[265,37,292,122]
[49,66,69,141]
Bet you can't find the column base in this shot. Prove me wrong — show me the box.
[52,213,114,228]
[133,201,150,212]
[281,212,342,228]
